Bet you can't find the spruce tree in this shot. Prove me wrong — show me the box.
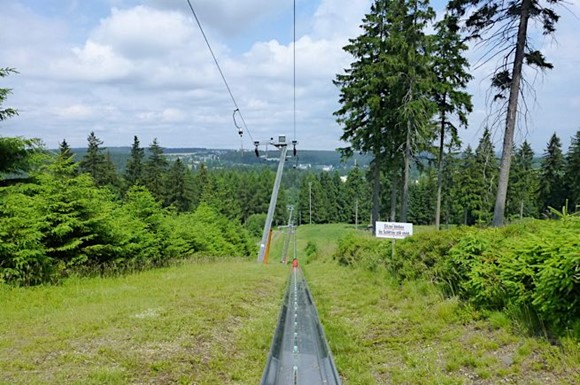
[507,141,538,218]
[1,68,43,177]
[59,139,73,159]
[431,13,473,229]
[448,0,564,226]
[78,132,118,187]
[143,138,168,202]
[164,158,194,212]
[564,129,580,211]
[344,165,371,226]
[0,67,18,121]
[456,146,479,225]
[125,135,144,187]
[473,128,498,224]
[334,0,397,231]
[538,133,566,214]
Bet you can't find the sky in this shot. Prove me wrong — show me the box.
[1,0,579,152]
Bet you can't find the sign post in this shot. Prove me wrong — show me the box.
[375,221,414,260]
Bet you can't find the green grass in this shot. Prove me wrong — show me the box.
[297,224,580,385]
[1,223,579,384]
[0,259,288,385]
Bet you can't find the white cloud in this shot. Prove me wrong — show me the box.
[52,104,95,119]
[2,0,577,152]
[50,40,135,82]
[92,6,194,59]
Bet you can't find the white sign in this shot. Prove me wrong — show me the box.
[375,221,413,239]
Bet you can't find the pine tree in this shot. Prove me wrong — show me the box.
[448,0,564,226]
[408,170,436,225]
[0,67,18,121]
[334,0,397,231]
[538,133,566,215]
[455,146,479,225]
[59,139,73,159]
[125,135,144,187]
[143,138,168,202]
[564,129,580,211]
[391,0,437,223]
[164,158,194,212]
[507,141,538,218]
[431,13,473,229]
[78,132,117,187]
[473,128,498,224]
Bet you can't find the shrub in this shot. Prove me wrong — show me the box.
[334,217,580,335]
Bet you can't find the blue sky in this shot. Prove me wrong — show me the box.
[1,0,579,153]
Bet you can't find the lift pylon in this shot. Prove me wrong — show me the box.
[256,135,297,263]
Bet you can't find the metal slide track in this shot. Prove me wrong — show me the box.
[260,266,342,385]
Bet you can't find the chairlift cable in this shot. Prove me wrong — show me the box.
[185,0,254,143]
[293,0,297,144]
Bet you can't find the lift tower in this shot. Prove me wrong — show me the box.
[255,135,296,263]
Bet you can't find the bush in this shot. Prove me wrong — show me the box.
[245,213,266,238]
[334,233,384,271]
[334,217,580,335]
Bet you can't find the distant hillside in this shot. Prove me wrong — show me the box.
[65,147,371,174]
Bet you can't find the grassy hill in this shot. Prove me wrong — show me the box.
[1,224,578,384]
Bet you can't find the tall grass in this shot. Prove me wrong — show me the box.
[0,259,288,385]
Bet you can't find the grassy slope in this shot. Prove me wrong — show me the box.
[0,260,288,385]
[1,224,578,385]
[298,224,580,385]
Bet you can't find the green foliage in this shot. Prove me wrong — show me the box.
[334,232,384,271]
[507,141,539,219]
[245,213,266,237]
[0,67,18,122]
[124,135,144,188]
[538,133,566,215]
[169,204,255,258]
[304,241,318,259]
[0,137,44,176]
[0,186,50,285]
[335,217,580,335]
[143,138,169,201]
[564,129,580,211]
[0,151,256,286]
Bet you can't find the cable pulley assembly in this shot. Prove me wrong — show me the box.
[233,108,243,137]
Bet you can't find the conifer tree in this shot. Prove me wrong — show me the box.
[455,146,479,225]
[473,128,498,224]
[79,132,104,178]
[165,158,194,213]
[538,133,566,214]
[59,139,73,159]
[335,0,437,227]
[344,165,371,226]
[125,135,144,187]
[448,0,564,226]
[0,67,18,121]
[431,13,473,229]
[507,141,538,218]
[334,0,396,231]
[1,68,43,177]
[390,0,437,222]
[564,129,580,211]
[143,138,168,202]
[78,132,118,187]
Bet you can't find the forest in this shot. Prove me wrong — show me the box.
[1,0,578,316]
